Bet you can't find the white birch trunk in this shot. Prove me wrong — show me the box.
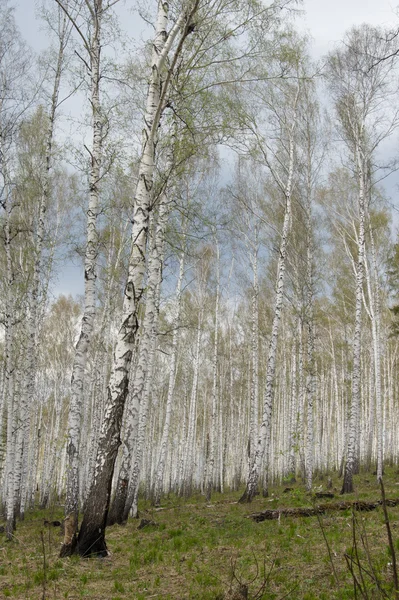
[122,202,169,519]
[108,191,171,524]
[342,141,365,494]
[77,0,199,556]
[61,1,104,554]
[365,219,383,480]
[205,237,220,501]
[2,145,16,538]
[153,246,185,505]
[305,182,315,493]
[181,313,202,497]
[288,325,297,476]
[19,10,69,520]
[239,88,299,502]
[249,228,259,467]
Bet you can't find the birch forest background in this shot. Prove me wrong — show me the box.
[2,0,399,564]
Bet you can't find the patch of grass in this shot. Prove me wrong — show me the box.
[1,472,399,598]
[113,579,125,593]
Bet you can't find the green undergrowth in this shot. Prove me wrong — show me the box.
[1,468,399,599]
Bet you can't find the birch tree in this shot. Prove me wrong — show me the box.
[76,0,294,555]
[0,2,35,539]
[15,1,74,521]
[76,0,202,556]
[327,24,399,494]
[54,0,121,556]
[239,71,301,502]
[152,240,185,505]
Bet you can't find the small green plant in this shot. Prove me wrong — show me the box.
[114,580,125,593]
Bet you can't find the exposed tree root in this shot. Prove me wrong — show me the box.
[248,498,399,522]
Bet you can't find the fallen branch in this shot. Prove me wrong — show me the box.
[248,498,399,522]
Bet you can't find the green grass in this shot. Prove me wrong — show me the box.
[1,468,399,598]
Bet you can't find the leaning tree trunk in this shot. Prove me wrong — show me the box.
[76,2,198,555]
[108,197,169,525]
[239,185,292,502]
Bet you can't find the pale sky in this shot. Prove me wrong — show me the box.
[14,1,398,56]
[11,0,399,297]
[299,0,397,56]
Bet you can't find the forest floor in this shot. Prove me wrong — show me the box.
[2,469,399,599]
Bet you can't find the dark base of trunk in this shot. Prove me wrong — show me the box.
[59,537,77,558]
[341,470,354,494]
[40,496,49,510]
[151,490,161,507]
[338,455,345,478]
[238,486,256,503]
[14,503,21,520]
[107,484,128,526]
[77,526,108,557]
[205,483,212,503]
[5,516,16,540]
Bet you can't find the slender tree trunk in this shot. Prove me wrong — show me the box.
[61,2,103,556]
[181,313,202,497]
[249,228,259,468]
[19,11,69,521]
[288,326,297,477]
[365,217,383,480]
[2,148,16,539]
[153,246,185,506]
[342,142,365,494]
[305,176,315,492]
[239,90,298,502]
[205,237,220,501]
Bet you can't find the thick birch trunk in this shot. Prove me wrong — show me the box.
[109,198,168,524]
[76,1,197,556]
